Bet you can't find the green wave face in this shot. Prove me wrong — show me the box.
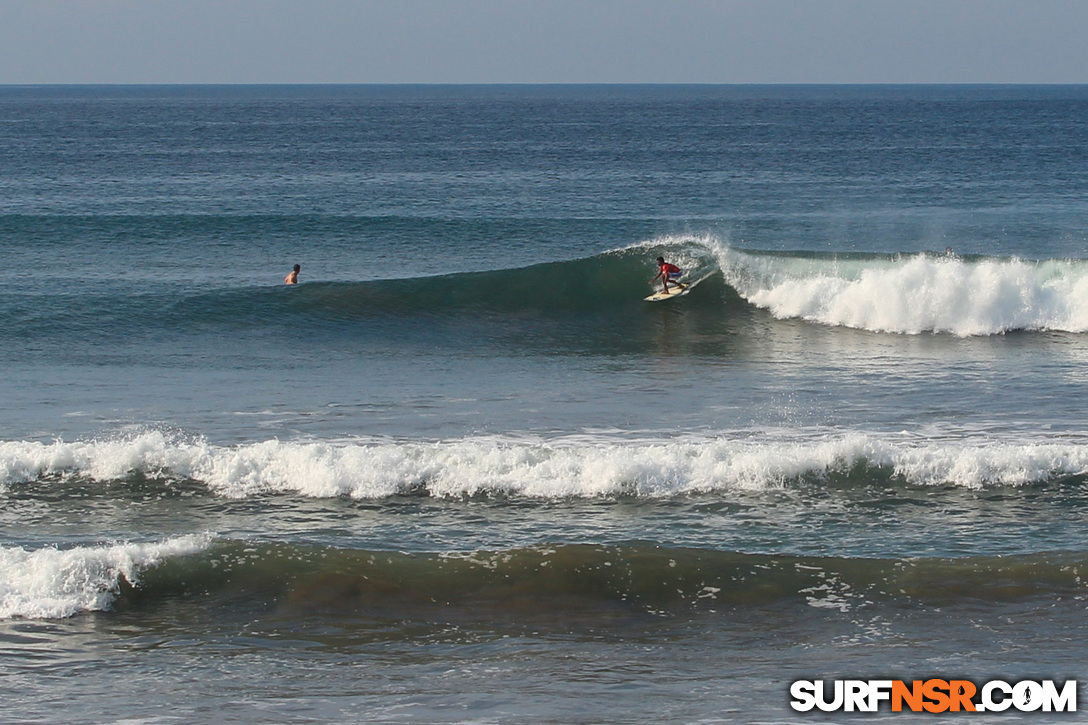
[123,541,1088,620]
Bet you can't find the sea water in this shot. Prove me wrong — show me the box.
[2,84,1088,723]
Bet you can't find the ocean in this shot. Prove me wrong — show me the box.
[2,84,1088,723]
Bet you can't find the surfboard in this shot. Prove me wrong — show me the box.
[644,284,690,302]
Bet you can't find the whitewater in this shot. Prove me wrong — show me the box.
[722,247,1088,336]
[5,428,1088,498]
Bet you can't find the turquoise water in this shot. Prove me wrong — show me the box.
[2,85,1088,722]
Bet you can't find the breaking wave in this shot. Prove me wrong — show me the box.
[4,430,1088,499]
[12,232,1088,340]
[0,534,210,619]
[4,538,1085,621]
[714,244,1088,336]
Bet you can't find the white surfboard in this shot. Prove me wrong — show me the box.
[644,285,690,302]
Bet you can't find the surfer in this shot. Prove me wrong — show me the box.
[285,264,300,285]
[650,257,686,294]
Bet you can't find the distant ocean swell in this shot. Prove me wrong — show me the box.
[4,430,1088,498]
[3,538,1085,621]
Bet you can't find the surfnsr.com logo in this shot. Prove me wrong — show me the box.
[790,679,1077,713]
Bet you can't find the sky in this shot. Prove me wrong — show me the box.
[1,0,1086,85]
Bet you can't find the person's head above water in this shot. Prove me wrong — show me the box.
[656,257,665,264]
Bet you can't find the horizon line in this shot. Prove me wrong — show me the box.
[2,81,1087,87]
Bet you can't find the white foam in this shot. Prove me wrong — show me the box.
[3,431,1088,499]
[717,249,1088,336]
[0,534,210,620]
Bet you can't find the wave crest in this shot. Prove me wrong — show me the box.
[0,535,210,619]
[719,249,1088,336]
[7,539,1085,621]
[4,431,1088,499]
